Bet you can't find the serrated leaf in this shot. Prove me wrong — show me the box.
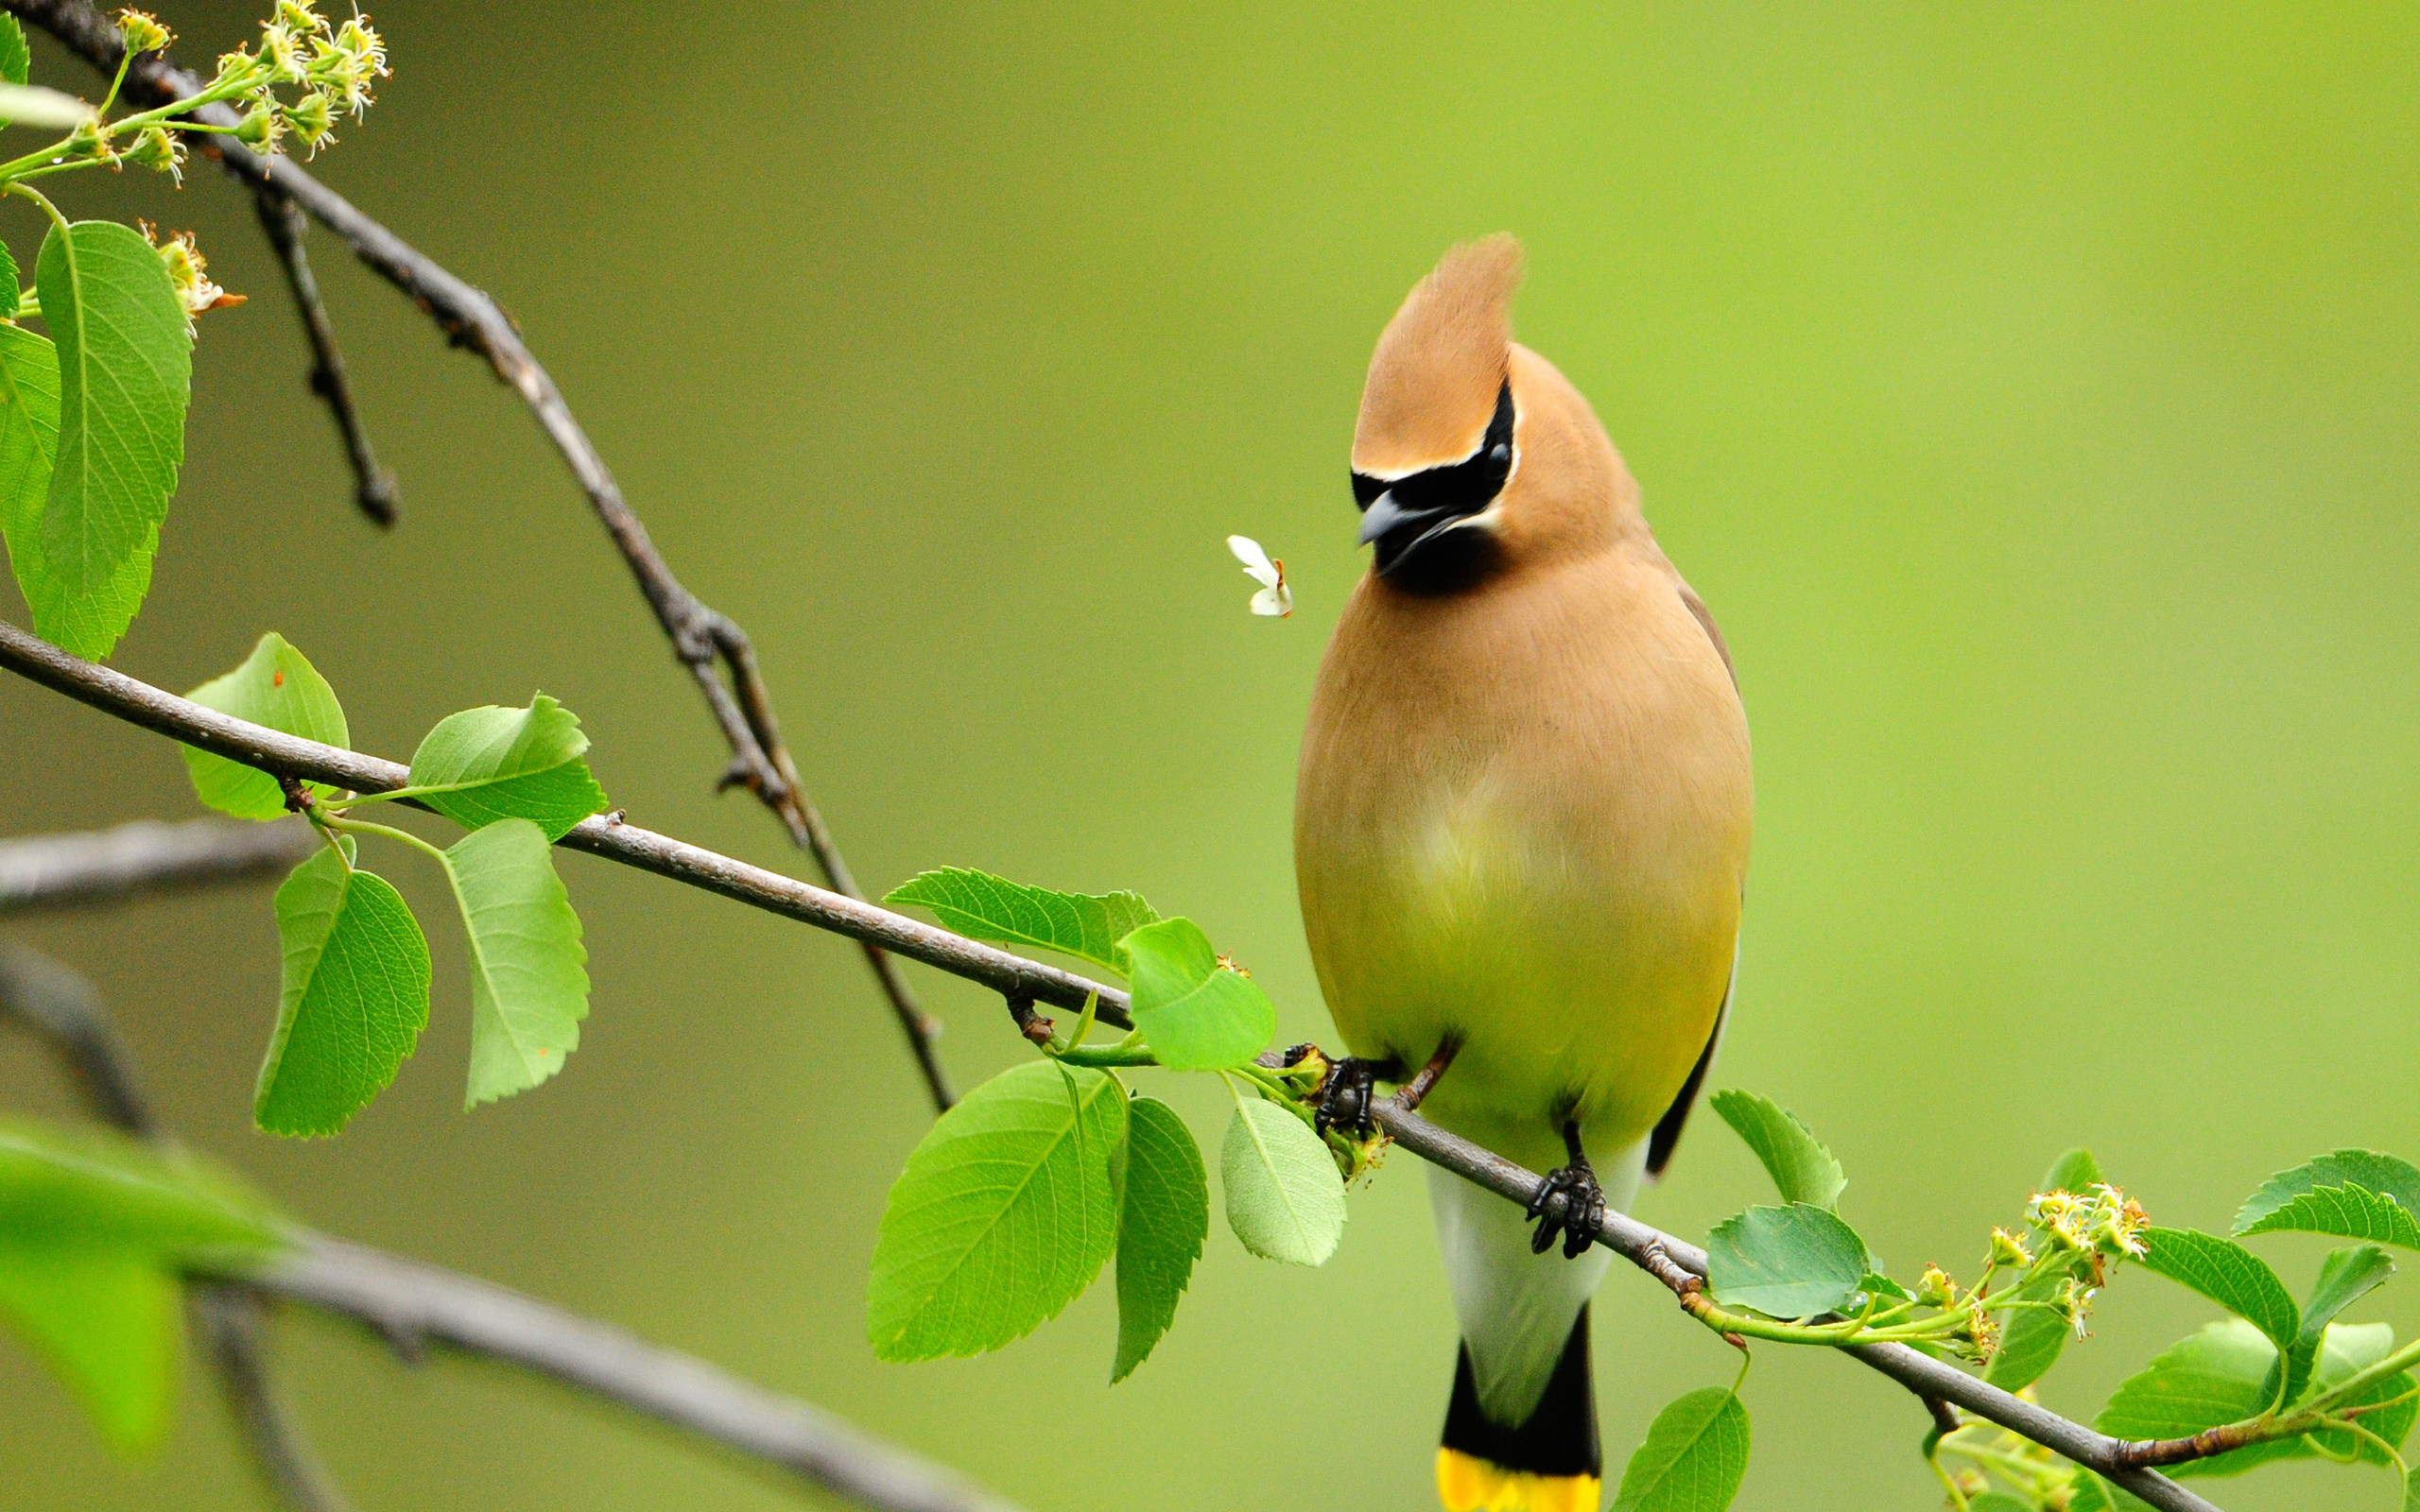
[1220,1097,1343,1266]
[0,1119,280,1454]
[1112,1095,1206,1383]
[256,845,431,1137]
[2043,1147,2104,1194]
[1611,1387,1750,1512]
[2272,1245,2395,1406]
[2238,1149,2420,1235]
[2098,1318,2414,1479]
[1120,918,1274,1071]
[36,219,188,596]
[1986,1278,2075,1393]
[0,323,147,659]
[883,868,1158,974]
[1705,1203,1869,1320]
[1708,1089,1845,1210]
[0,16,28,86]
[2136,1228,2299,1358]
[869,1060,1125,1361]
[182,634,349,820]
[441,818,588,1108]
[406,696,608,841]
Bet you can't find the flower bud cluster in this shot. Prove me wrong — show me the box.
[199,1,389,160]
[2028,1183,2149,1264]
[142,222,241,326]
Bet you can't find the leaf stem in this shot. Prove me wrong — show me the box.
[321,814,448,867]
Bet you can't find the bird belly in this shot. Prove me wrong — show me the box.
[1302,769,1740,1175]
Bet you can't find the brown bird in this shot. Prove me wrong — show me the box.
[1295,236,1753,1512]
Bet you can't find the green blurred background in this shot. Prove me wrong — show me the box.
[3,2,2416,1507]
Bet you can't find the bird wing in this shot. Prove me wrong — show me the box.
[1644,580,1741,1180]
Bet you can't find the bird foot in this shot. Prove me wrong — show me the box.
[1313,1056,1384,1138]
[1528,1160,1605,1259]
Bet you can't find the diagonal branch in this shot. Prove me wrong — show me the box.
[0,816,317,917]
[0,0,952,1111]
[249,183,396,526]
[0,616,2226,1511]
[0,945,353,1512]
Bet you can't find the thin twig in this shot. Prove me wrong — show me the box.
[0,0,952,1111]
[0,816,317,917]
[0,946,351,1512]
[250,182,396,525]
[215,1234,1026,1512]
[0,619,2231,1509]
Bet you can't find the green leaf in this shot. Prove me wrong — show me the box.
[1119,918,1275,1071]
[441,818,589,1108]
[1610,1387,1750,1512]
[2066,1477,2152,1512]
[2238,1182,2420,1251]
[2407,1467,2420,1512]
[1112,1095,1207,1383]
[0,1120,280,1453]
[2272,1244,2395,1406]
[2136,1227,2299,1357]
[2238,1149,2420,1235]
[35,218,188,596]
[406,696,608,841]
[2043,1147,2104,1194]
[882,868,1158,974]
[1707,1089,1845,1210]
[1704,1203,1869,1319]
[1987,1278,2075,1393]
[0,323,147,659]
[868,1060,1125,1361]
[182,634,350,820]
[0,16,28,86]
[256,844,431,1137]
[1967,1496,2034,1512]
[0,238,16,321]
[1219,1096,1344,1266]
[2098,1318,2414,1478]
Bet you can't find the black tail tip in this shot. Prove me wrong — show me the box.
[1438,1307,1599,1510]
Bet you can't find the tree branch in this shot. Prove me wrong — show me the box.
[249,183,396,526]
[0,616,2230,1510]
[214,1234,1026,1512]
[0,0,952,1111]
[0,816,317,918]
[0,944,351,1512]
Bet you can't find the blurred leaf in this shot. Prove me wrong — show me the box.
[0,238,15,320]
[1112,1095,1206,1383]
[0,323,147,660]
[869,1061,1125,1361]
[2066,1474,2153,1512]
[2043,1147,2104,1194]
[1708,1089,1845,1210]
[255,844,431,1137]
[1219,1097,1342,1266]
[0,82,93,129]
[1966,1496,2033,1512]
[1986,1279,2074,1393]
[1705,1203,1868,1319]
[2098,1318,2412,1478]
[406,696,607,841]
[0,1120,280,1454]
[182,634,349,820]
[1858,1271,1911,1301]
[2136,1227,2299,1358]
[35,219,187,596]
[0,16,28,85]
[1610,1387,1750,1512]
[442,818,588,1108]
[2407,1467,2420,1512]
[2237,1150,2420,1247]
[1120,918,1274,1071]
[884,868,1157,974]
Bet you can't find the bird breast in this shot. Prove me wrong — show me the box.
[1294,546,1752,1170]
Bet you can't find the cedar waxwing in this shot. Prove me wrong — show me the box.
[1295,236,1753,1512]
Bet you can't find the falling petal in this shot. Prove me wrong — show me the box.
[1250,582,1292,618]
[1226,534,1280,589]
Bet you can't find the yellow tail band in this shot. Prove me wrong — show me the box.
[1436,1448,1601,1512]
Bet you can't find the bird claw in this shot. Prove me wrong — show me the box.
[1528,1161,1605,1259]
[1314,1056,1382,1138]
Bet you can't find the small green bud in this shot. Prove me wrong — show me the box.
[258,22,307,85]
[117,9,172,54]
[124,125,182,181]
[233,99,281,149]
[1916,1264,1957,1309]
[275,0,330,35]
[286,89,335,152]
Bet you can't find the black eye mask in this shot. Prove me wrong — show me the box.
[1351,379,1515,577]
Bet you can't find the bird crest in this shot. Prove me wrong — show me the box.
[1352,234,1525,477]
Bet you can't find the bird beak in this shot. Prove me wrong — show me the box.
[1357,490,1469,574]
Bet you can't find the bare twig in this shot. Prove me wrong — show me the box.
[0,619,2230,1509]
[250,184,396,526]
[0,946,350,1512]
[0,0,951,1111]
[0,816,317,918]
[206,1234,1026,1512]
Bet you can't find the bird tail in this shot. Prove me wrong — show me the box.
[1436,1308,1599,1512]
